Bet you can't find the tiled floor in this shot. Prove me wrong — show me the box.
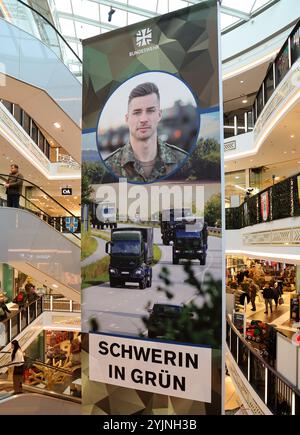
[245,293,296,333]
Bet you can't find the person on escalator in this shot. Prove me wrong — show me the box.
[4,164,24,208]
[0,294,11,321]
[13,289,28,310]
[11,340,25,394]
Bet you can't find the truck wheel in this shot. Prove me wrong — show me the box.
[148,331,156,339]
[110,279,118,287]
[100,223,104,230]
[200,254,206,265]
[139,279,146,290]
[146,276,152,287]
[113,223,117,229]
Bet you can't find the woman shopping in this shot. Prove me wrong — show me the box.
[11,340,25,394]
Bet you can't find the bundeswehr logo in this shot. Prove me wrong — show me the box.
[136,28,152,47]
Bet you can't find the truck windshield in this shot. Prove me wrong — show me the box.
[111,240,140,255]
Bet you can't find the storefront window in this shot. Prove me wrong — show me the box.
[275,41,289,85]
[22,111,31,136]
[38,131,45,153]
[250,168,262,192]
[291,24,300,65]
[31,120,38,145]
[256,86,264,118]
[13,104,22,125]
[264,66,274,103]
[225,170,246,207]
[1,99,13,113]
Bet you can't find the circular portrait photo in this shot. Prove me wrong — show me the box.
[97,71,200,184]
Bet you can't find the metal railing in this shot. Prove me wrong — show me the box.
[227,316,300,415]
[224,19,300,139]
[0,174,81,240]
[0,359,81,401]
[0,298,43,348]
[43,295,81,313]
[226,171,300,229]
[0,0,82,79]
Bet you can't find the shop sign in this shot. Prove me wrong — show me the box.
[62,187,72,196]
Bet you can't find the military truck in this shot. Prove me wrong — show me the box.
[159,208,193,245]
[105,227,153,289]
[172,217,208,265]
[91,201,117,229]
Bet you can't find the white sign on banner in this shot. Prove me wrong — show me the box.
[89,333,212,403]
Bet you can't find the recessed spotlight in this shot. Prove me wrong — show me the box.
[53,122,61,129]
[291,149,296,154]
[242,99,248,104]
[235,176,240,179]
[283,151,287,154]
[240,80,244,84]
[250,159,254,162]
[290,134,295,138]
[52,284,58,288]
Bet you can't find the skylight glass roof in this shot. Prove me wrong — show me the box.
[48,0,278,64]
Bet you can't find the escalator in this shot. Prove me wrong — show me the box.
[0,174,80,302]
[0,360,81,414]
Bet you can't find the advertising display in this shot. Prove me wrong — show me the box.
[82,0,223,415]
[260,191,270,222]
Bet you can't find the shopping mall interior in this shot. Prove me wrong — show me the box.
[0,0,299,415]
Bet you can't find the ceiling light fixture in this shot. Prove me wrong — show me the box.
[53,122,61,129]
[290,134,295,138]
[52,284,58,288]
[242,99,248,104]
[240,80,244,84]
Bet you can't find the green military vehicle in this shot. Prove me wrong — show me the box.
[105,227,153,289]
[159,208,193,245]
[172,217,208,265]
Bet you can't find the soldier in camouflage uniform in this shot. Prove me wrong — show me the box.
[103,82,188,183]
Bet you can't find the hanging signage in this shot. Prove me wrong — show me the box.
[82,0,222,415]
[260,191,269,222]
[65,217,78,233]
[61,187,72,196]
[89,333,212,402]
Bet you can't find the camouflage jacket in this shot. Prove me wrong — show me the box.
[104,140,188,183]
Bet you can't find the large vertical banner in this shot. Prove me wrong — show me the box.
[82,0,223,415]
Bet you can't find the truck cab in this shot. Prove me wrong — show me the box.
[159,208,192,245]
[106,227,153,289]
[172,217,208,265]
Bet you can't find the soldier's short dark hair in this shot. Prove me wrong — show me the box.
[11,164,19,170]
[128,82,160,106]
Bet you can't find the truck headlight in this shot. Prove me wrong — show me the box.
[134,268,144,276]
[110,268,117,275]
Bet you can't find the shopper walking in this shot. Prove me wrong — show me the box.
[249,282,259,312]
[4,164,23,208]
[11,340,25,394]
[273,282,283,308]
[263,283,274,315]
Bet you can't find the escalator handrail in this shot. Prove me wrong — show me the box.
[17,0,82,64]
[0,298,43,326]
[0,182,81,241]
[0,359,73,375]
[0,381,81,404]
[0,174,78,218]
